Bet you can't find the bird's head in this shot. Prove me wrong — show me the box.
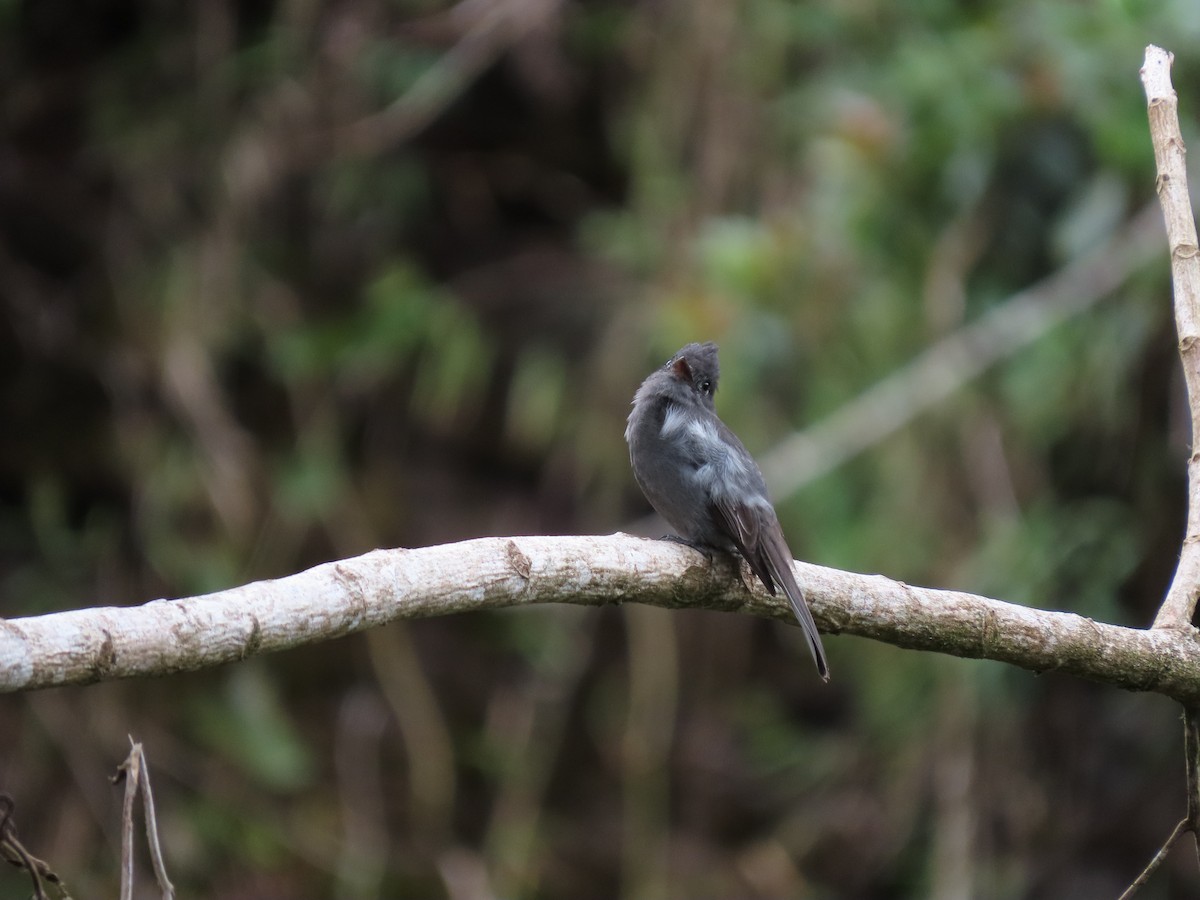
[666,342,720,409]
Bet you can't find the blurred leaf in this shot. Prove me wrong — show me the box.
[505,346,567,451]
[191,665,316,793]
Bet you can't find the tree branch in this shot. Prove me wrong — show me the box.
[3,534,1200,701]
[1142,45,1200,630]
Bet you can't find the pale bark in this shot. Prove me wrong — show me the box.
[1143,44,1200,630]
[4,534,1200,701]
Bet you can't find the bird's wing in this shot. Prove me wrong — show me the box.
[711,494,777,593]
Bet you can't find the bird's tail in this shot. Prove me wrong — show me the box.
[762,532,829,681]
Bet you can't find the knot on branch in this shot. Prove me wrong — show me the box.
[1150,621,1200,639]
[505,541,533,579]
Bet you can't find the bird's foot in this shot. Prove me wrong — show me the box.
[726,554,757,595]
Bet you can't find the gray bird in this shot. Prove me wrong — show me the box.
[625,342,829,681]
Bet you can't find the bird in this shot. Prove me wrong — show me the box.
[625,341,829,681]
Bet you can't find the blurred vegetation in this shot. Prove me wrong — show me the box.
[2,0,1199,897]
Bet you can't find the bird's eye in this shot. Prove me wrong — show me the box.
[699,380,712,394]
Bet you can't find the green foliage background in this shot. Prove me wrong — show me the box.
[2,1,1199,897]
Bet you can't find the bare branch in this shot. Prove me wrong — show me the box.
[1142,45,1200,630]
[4,534,1200,702]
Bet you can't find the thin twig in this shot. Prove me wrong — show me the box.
[137,743,176,900]
[1118,708,1200,898]
[1119,816,1190,900]
[1186,707,1200,873]
[1,794,47,900]
[0,792,71,899]
[115,745,139,900]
